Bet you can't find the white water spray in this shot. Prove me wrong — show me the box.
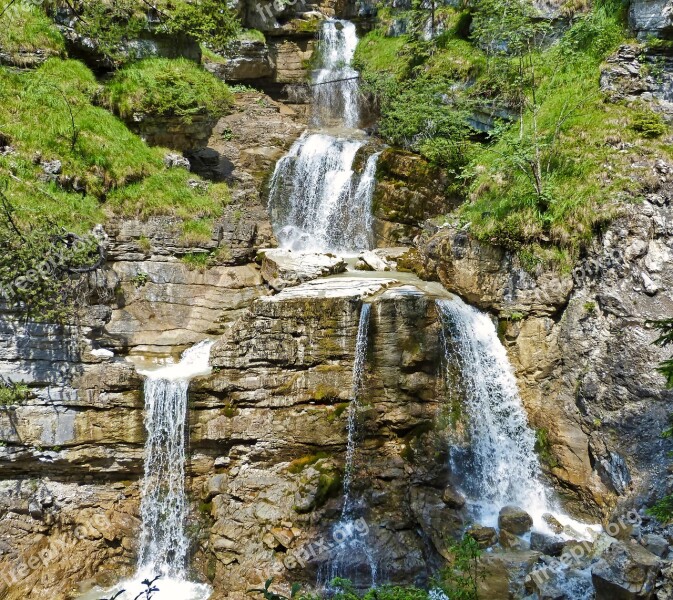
[268,20,380,253]
[436,297,596,536]
[83,341,214,600]
[318,303,377,588]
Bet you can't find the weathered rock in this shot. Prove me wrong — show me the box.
[373,148,455,246]
[499,528,528,551]
[204,40,273,81]
[468,525,498,549]
[642,533,670,558]
[592,540,662,599]
[478,550,541,600]
[629,0,673,39]
[498,505,533,535]
[259,249,347,290]
[530,531,566,556]
[441,485,466,509]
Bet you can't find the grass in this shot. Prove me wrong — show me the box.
[0,58,230,232]
[102,58,234,121]
[356,2,672,265]
[0,1,64,59]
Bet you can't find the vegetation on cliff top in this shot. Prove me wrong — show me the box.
[103,57,233,120]
[355,0,672,266]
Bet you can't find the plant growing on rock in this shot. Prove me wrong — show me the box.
[0,375,29,406]
[248,577,301,600]
[0,186,105,322]
[437,534,483,600]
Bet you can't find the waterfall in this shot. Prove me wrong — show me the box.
[436,297,554,529]
[318,303,377,588]
[312,20,361,128]
[342,302,371,516]
[84,341,214,600]
[267,19,380,254]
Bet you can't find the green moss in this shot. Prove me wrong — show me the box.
[198,500,212,514]
[181,218,214,245]
[327,402,350,423]
[314,472,342,508]
[630,109,668,138]
[103,58,234,122]
[312,385,340,401]
[287,452,329,474]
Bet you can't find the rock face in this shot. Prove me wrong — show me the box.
[190,277,463,592]
[406,166,673,517]
[204,40,273,82]
[629,0,673,39]
[373,148,456,246]
[601,44,673,120]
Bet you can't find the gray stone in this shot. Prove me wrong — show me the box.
[498,505,534,535]
[467,525,498,549]
[530,531,566,556]
[441,485,465,509]
[591,540,661,599]
[642,533,669,557]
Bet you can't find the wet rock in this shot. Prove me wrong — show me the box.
[478,550,541,600]
[591,540,661,599]
[358,250,389,271]
[499,528,528,550]
[498,505,533,535]
[441,486,465,509]
[642,533,669,558]
[467,525,498,549]
[543,513,565,534]
[530,531,566,556]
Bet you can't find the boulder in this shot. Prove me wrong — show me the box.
[641,533,669,558]
[441,486,466,509]
[530,531,566,557]
[629,0,673,39]
[498,505,534,535]
[591,540,661,599]
[467,525,498,549]
[499,528,528,550]
[478,550,541,600]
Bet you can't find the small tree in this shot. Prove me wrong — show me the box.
[438,535,484,600]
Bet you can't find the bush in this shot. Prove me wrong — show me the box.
[103,58,233,121]
[630,110,668,138]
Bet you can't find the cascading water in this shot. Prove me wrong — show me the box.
[436,297,595,536]
[267,19,380,254]
[342,302,371,515]
[84,341,214,600]
[312,20,360,128]
[318,303,378,588]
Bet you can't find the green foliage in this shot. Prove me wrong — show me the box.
[0,187,105,321]
[437,535,483,600]
[163,0,241,51]
[646,495,673,524]
[0,1,64,60]
[48,0,241,66]
[327,578,430,600]
[103,58,233,121]
[248,578,301,600]
[0,376,29,406]
[106,170,230,220]
[471,0,550,59]
[534,427,559,468]
[650,318,673,388]
[630,109,668,138]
